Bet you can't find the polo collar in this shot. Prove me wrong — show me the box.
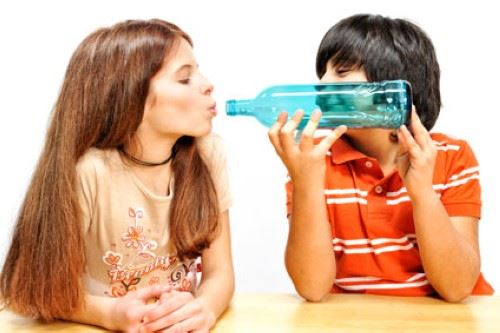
[330,137,367,164]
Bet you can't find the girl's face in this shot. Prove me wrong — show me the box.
[140,38,216,140]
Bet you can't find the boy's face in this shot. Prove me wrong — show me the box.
[320,66,368,83]
[320,66,392,139]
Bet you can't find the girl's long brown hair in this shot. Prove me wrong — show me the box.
[0,19,219,321]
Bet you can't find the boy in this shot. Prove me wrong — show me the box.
[268,14,493,302]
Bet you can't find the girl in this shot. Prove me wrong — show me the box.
[0,19,234,332]
[268,14,493,303]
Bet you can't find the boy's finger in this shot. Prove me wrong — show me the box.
[410,109,432,149]
[268,111,288,155]
[316,125,347,152]
[299,110,321,151]
[279,110,305,152]
[281,109,304,133]
[400,124,420,156]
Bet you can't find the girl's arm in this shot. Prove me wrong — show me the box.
[66,284,169,331]
[397,110,480,302]
[268,111,347,302]
[196,209,235,325]
[139,210,234,332]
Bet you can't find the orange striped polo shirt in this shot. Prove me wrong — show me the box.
[286,133,493,296]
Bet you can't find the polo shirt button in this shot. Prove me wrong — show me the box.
[365,161,373,168]
[374,185,384,194]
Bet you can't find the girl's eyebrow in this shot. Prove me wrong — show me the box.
[174,63,199,74]
[174,64,193,73]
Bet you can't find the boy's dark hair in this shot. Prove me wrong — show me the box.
[316,14,441,130]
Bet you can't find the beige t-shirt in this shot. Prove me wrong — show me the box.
[76,134,231,297]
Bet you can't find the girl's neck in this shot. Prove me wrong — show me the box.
[124,141,177,167]
[121,133,179,196]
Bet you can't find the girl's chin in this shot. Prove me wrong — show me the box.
[186,125,212,138]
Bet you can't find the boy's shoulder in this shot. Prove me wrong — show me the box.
[430,132,472,153]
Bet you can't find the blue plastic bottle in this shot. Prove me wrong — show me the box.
[226,80,412,129]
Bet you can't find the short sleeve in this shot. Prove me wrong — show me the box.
[439,139,481,218]
[198,134,232,213]
[76,152,97,232]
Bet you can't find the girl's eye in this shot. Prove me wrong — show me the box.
[179,78,191,84]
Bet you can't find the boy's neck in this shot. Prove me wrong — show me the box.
[346,129,399,176]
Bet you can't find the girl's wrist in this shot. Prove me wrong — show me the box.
[104,298,121,331]
[207,309,217,328]
[196,297,217,329]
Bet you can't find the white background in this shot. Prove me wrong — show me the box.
[0,0,498,294]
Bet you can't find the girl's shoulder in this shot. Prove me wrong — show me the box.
[196,133,226,159]
[76,147,121,177]
[197,132,224,148]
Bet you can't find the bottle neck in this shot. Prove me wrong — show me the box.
[226,99,253,116]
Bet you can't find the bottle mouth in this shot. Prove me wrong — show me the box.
[225,99,252,116]
[225,100,237,116]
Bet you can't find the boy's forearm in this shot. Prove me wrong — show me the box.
[286,180,336,301]
[412,192,480,302]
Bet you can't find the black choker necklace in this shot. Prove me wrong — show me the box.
[119,147,174,167]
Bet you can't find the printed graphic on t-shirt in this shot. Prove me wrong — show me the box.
[101,207,197,297]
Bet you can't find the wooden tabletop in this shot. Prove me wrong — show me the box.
[1,293,499,332]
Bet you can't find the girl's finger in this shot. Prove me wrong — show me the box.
[135,285,170,302]
[143,292,192,323]
[143,300,198,332]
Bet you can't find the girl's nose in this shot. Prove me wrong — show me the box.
[200,75,214,95]
[200,82,214,95]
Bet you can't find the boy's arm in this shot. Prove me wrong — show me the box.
[411,193,480,302]
[397,110,480,302]
[268,110,347,302]
[286,177,337,302]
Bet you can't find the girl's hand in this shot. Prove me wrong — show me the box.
[268,110,347,185]
[140,290,214,333]
[110,284,171,332]
[396,109,437,199]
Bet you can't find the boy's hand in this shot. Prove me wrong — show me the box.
[396,108,437,199]
[268,110,347,185]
